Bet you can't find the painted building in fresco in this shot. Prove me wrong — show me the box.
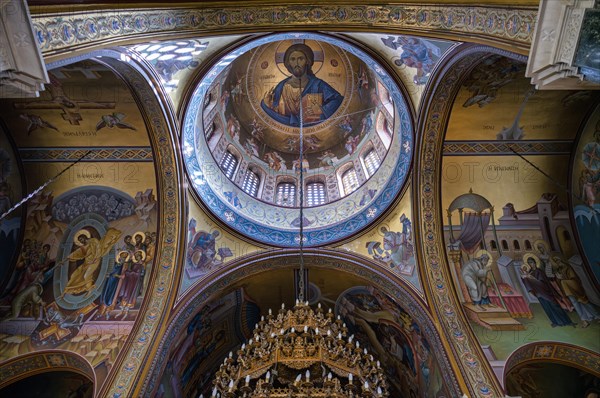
[0,1,598,398]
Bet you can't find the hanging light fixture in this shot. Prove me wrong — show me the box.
[210,61,389,397]
[210,301,388,397]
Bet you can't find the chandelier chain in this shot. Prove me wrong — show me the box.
[298,78,305,303]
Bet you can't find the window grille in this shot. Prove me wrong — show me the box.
[306,182,327,206]
[242,170,260,197]
[221,151,238,179]
[276,182,296,207]
[363,149,381,177]
[342,168,359,196]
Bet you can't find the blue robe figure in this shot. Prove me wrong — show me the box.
[99,253,127,317]
[261,74,343,126]
[261,43,343,127]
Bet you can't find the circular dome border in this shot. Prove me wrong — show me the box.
[183,32,413,247]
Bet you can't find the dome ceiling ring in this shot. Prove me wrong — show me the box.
[183,32,413,247]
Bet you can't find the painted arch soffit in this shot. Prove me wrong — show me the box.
[414,44,526,398]
[30,3,537,61]
[41,50,185,398]
[343,32,458,111]
[144,249,462,397]
[336,181,424,297]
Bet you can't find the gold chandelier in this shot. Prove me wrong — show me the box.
[210,301,389,397]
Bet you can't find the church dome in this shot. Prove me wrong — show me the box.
[182,33,413,247]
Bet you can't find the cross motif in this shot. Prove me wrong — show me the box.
[13,32,30,47]
[367,208,377,218]
[541,29,555,42]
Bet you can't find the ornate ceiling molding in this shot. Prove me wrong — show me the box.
[413,43,527,398]
[0,350,95,393]
[30,3,537,60]
[143,248,462,397]
[503,341,600,382]
[0,0,48,98]
[526,0,600,89]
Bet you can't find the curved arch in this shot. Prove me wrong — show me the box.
[503,341,600,384]
[413,42,528,397]
[143,248,462,396]
[47,48,186,397]
[0,350,95,394]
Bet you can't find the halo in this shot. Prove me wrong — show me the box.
[115,251,131,263]
[73,229,92,246]
[274,39,325,77]
[133,231,146,243]
[134,249,146,262]
[523,253,540,269]
[474,249,492,266]
[533,239,550,254]
[391,56,408,70]
[378,225,390,237]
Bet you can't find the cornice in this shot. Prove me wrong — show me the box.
[29,2,537,62]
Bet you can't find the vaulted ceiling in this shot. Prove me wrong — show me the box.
[0,2,599,398]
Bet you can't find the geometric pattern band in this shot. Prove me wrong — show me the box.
[443,140,573,156]
[19,147,154,162]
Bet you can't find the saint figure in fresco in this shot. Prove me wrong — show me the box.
[188,229,220,271]
[521,253,575,328]
[554,256,600,328]
[98,250,129,317]
[261,43,343,126]
[118,249,145,315]
[461,251,492,309]
[60,227,121,297]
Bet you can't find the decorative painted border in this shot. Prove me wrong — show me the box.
[182,32,413,247]
[504,341,600,381]
[18,147,154,162]
[414,44,528,397]
[30,4,537,58]
[0,350,95,392]
[443,140,574,156]
[143,249,462,397]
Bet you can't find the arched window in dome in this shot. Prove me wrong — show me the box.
[306,182,327,207]
[220,150,238,180]
[375,111,392,149]
[242,169,260,197]
[525,239,532,250]
[377,80,394,116]
[204,118,223,151]
[276,181,296,207]
[341,168,359,196]
[362,148,381,177]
